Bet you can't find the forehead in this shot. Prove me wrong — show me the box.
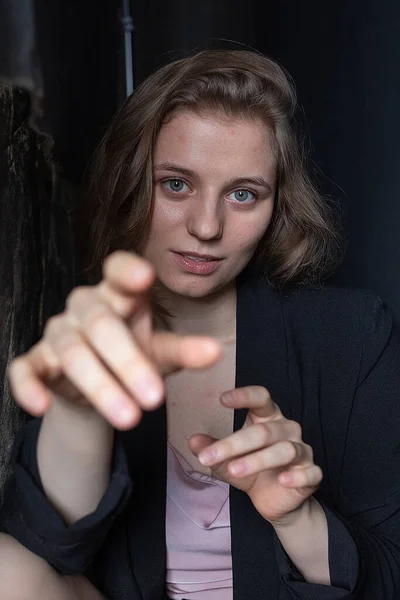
[154,110,277,178]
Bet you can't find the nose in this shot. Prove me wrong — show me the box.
[187,197,224,241]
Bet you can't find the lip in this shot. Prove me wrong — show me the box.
[174,250,222,260]
[171,251,223,275]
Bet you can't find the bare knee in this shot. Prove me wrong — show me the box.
[0,533,62,599]
[0,533,106,600]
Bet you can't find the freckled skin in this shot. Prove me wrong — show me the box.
[143,110,277,300]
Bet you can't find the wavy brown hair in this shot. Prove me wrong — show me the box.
[83,49,341,287]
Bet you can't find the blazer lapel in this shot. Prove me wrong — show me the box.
[123,403,168,600]
[232,275,294,600]
[124,274,299,600]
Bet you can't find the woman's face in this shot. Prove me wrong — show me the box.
[143,110,276,299]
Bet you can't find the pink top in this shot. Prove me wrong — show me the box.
[165,444,233,600]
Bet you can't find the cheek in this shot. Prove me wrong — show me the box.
[252,204,274,243]
[231,212,273,254]
[144,199,186,260]
[151,198,185,232]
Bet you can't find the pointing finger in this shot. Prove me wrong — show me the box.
[228,440,313,477]
[196,420,301,467]
[151,332,222,375]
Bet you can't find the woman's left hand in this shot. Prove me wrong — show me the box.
[189,385,322,526]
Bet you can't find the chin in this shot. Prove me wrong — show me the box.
[159,274,229,300]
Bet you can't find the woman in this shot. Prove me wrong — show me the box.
[0,49,399,600]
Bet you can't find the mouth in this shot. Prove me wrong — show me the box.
[174,251,222,262]
[171,251,223,275]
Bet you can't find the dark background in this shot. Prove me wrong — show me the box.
[0,0,399,496]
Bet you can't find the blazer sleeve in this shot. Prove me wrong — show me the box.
[0,417,133,575]
[276,294,400,599]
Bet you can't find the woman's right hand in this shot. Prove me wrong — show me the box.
[8,251,222,430]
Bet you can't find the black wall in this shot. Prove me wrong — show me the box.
[131,0,400,317]
[0,0,399,492]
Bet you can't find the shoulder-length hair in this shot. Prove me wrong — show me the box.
[83,49,341,286]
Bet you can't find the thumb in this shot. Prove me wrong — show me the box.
[188,433,218,457]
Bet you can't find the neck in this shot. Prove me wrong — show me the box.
[157,282,237,342]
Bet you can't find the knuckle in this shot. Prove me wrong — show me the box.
[103,250,135,275]
[59,340,86,368]
[288,420,302,439]
[43,314,63,337]
[99,282,136,316]
[235,387,248,403]
[85,308,112,338]
[40,342,61,375]
[105,250,127,266]
[224,441,234,457]
[282,440,297,461]
[102,252,117,272]
[255,423,270,444]
[8,355,24,371]
[260,386,272,402]
[7,356,24,380]
[307,465,323,487]
[96,281,109,300]
[66,286,93,310]
[251,454,265,472]
[250,385,271,404]
[304,443,314,461]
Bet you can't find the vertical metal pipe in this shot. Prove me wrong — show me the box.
[121,0,134,96]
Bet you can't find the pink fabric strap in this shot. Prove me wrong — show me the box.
[165,444,233,600]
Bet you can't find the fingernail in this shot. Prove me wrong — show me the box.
[198,449,217,466]
[135,375,163,407]
[108,397,136,424]
[221,392,234,405]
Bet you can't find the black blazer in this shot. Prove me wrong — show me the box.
[2,275,400,600]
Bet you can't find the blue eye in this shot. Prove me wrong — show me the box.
[163,179,189,193]
[228,189,257,203]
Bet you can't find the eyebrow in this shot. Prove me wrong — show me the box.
[154,162,273,194]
